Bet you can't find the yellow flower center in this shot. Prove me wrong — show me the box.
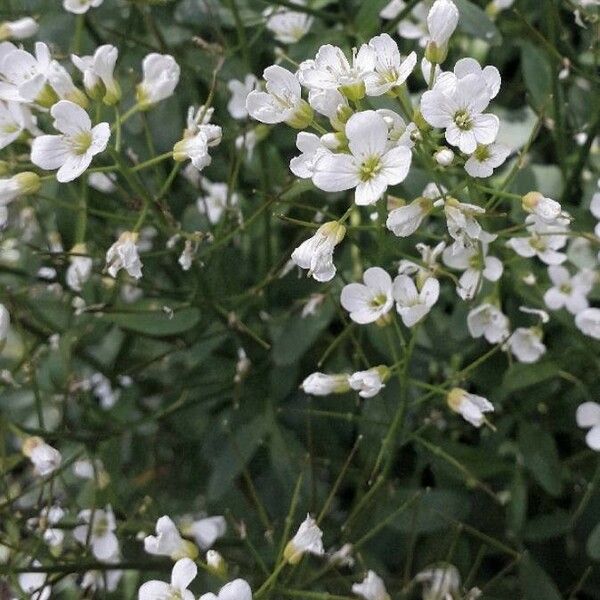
[454,109,472,131]
[359,156,382,182]
[70,130,93,155]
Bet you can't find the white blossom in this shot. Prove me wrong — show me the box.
[576,402,600,450]
[138,558,197,600]
[507,327,546,363]
[464,143,510,178]
[227,74,259,119]
[247,65,312,127]
[180,515,227,550]
[447,388,494,427]
[313,110,412,205]
[73,506,119,560]
[301,372,350,396]
[265,2,314,44]
[426,0,460,62]
[290,132,329,179]
[64,0,103,14]
[421,73,499,154]
[543,266,593,314]
[352,570,390,600]
[575,307,600,339]
[521,192,563,223]
[284,514,324,564]
[31,101,110,183]
[0,101,38,149]
[66,243,93,292]
[144,515,199,560]
[18,563,51,600]
[393,274,440,327]
[291,220,346,282]
[467,303,510,343]
[415,563,461,600]
[72,44,120,105]
[0,17,38,40]
[136,53,180,108]
[444,199,496,252]
[105,231,143,279]
[199,579,253,600]
[22,436,62,476]
[349,366,388,398]
[341,267,394,324]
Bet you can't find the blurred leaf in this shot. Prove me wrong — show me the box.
[518,422,563,497]
[454,0,501,45]
[524,510,570,542]
[520,42,552,111]
[586,522,600,560]
[207,414,269,500]
[271,301,335,366]
[501,361,558,396]
[354,0,389,36]
[100,301,200,337]
[507,468,527,535]
[519,553,562,600]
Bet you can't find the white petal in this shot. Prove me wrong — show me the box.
[51,100,91,134]
[576,402,600,428]
[355,176,387,206]
[312,153,359,192]
[346,110,387,159]
[381,145,412,185]
[171,558,197,591]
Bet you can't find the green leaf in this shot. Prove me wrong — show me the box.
[100,301,200,337]
[454,0,502,45]
[207,414,269,500]
[586,522,600,560]
[518,422,563,497]
[507,469,527,535]
[501,361,558,396]
[271,301,335,366]
[520,42,552,111]
[519,553,562,600]
[354,0,389,36]
[524,511,570,542]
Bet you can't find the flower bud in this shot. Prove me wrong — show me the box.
[206,550,227,578]
[434,148,454,166]
[427,0,459,47]
[521,191,562,222]
[14,172,41,195]
[285,99,314,129]
[0,17,38,41]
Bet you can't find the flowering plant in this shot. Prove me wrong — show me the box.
[1,0,600,598]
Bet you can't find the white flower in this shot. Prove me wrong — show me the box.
[439,57,501,100]
[386,184,439,237]
[178,240,195,271]
[199,579,253,600]
[90,372,120,409]
[575,307,600,339]
[393,275,440,327]
[328,543,355,567]
[426,0,459,60]
[521,191,563,223]
[313,110,412,205]
[465,143,510,178]
[298,43,375,101]
[308,87,349,121]
[398,241,446,286]
[421,74,499,154]
[352,570,390,600]
[22,436,62,476]
[506,224,567,266]
[290,132,329,179]
[442,243,503,300]
[363,34,417,96]
[0,41,52,104]
[72,44,121,105]
[197,180,238,224]
[18,563,51,600]
[73,506,119,560]
[349,366,388,398]
[31,100,110,183]
[0,101,38,150]
[447,388,493,427]
[180,515,227,550]
[444,199,496,252]
[377,109,418,148]
[284,514,324,564]
[0,17,38,40]
[66,243,93,292]
[507,327,546,363]
[467,303,509,343]
[227,74,259,119]
[415,563,461,600]
[0,302,8,349]
[73,458,110,487]
[173,105,222,172]
[246,65,312,127]
[291,220,346,282]
[381,2,429,46]
[47,60,88,106]
[543,266,593,314]
[576,402,600,451]
[341,267,394,324]
[81,560,122,593]
[301,372,350,396]
[64,0,103,14]
[89,172,117,193]
[138,558,197,600]
[144,515,199,560]
[106,231,143,279]
[265,3,314,43]
[136,53,180,108]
